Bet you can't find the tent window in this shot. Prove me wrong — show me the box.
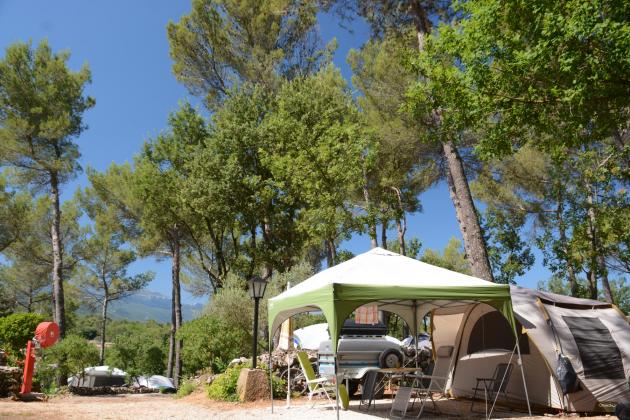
[467,311,530,354]
[562,316,625,379]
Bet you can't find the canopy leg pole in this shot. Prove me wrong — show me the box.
[412,300,418,369]
[516,339,531,416]
[334,352,340,420]
[269,340,274,414]
[286,355,291,408]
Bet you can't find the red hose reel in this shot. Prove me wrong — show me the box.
[20,321,59,395]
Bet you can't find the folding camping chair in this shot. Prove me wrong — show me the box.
[296,351,348,410]
[358,370,380,411]
[470,363,513,417]
[390,386,414,418]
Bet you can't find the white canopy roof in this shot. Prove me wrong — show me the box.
[278,247,494,299]
[268,247,513,348]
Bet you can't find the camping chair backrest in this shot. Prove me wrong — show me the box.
[491,363,513,393]
[360,370,378,407]
[297,351,318,391]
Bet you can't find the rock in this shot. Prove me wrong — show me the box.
[68,385,159,395]
[227,357,249,368]
[236,368,270,402]
[0,366,21,397]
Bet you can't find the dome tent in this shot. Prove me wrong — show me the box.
[432,286,630,413]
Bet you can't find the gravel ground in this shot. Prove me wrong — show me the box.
[0,393,615,420]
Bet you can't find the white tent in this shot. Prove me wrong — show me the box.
[432,286,630,413]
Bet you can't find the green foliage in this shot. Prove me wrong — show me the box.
[483,210,534,284]
[386,237,422,259]
[206,364,285,401]
[609,278,630,314]
[0,312,45,354]
[36,335,99,390]
[0,40,94,186]
[167,0,321,109]
[104,319,169,377]
[420,238,471,275]
[348,31,440,241]
[0,196,84,314]
[268,368,286,399]
[177,314,248,375]
[0,174,29,252]
[175,379,196,398]
[206,364,246,401]
[441,0,630,155]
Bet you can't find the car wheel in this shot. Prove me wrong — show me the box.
[379,348,403,368]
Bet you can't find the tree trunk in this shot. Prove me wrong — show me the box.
[598,254,613,303]
[167,287,175,379]
[556,189,579,297]
[443,142,494,281]
[50,172,66,337]
[390,187,407,256]
[172,238,183,387]
[396,218,406,256]
[325,239,336,267]
[363,166,378,248]
[381,220,388,250]
[586,185,613,303]
[100,299,108,365]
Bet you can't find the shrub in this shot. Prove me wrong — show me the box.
[36,334,100,391]
[177,314,248,375]
[269,369,286,399]
[206,364,245,401]
[105,320,168,376]
[0,312,45,354]
[206,363,286,401]
[175,379,196,398]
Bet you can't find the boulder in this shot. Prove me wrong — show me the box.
[236,368,270,402]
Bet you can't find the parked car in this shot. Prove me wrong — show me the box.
[318,320,404,396]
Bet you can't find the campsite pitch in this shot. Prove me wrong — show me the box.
[0,393,614,420]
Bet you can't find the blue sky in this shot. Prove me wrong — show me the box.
[0,1,551,304]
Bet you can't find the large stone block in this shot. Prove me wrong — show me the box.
[236,368,270,402]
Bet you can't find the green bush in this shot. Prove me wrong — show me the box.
[206,363,285,401]
[207,365,244,401]
[175,379,196,398]
[177,314,248,375]
[105,320,168,377]
[36,334,100,391]
[268,369,286,399]
[0,312,45,354]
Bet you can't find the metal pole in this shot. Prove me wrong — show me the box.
[516,339,532,416]
[286,357,291,407]
[269,339,274,413]
[334,353,340,420]
[252,297,259,369]
[412,300,418,369]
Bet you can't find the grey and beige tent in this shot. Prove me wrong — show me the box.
[267,247,532,416]
[432,286,630,413]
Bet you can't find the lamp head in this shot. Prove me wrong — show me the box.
[248,275,267,299]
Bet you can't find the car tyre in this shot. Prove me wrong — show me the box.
[379,348,403,368]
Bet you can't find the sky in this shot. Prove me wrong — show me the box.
[0,1,552,304]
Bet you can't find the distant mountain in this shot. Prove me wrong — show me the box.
[100,291,204,323]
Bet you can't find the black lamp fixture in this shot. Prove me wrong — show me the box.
[248,275,267,369]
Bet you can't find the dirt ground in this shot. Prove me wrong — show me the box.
[0,392,616,420]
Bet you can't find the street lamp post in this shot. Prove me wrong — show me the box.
[248,275,267,369]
